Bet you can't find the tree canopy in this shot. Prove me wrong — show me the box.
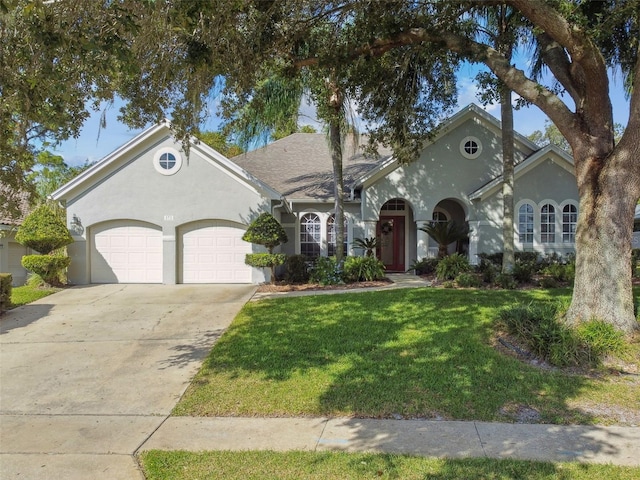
[2,0,638,333]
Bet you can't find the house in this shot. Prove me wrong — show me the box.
[51,104,580,285]
[0,184,31,286]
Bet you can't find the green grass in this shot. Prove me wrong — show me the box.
[9,284,59,307]
[174,288,639,424]
[139,451,640,480]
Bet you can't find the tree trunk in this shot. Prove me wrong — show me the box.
[327,81,346,267]
[329,118,345,266]
[567,147,639,336]
[500,87,515,274]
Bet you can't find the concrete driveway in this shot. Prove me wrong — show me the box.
[0,283,255,479]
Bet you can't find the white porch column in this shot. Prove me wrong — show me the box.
[363,220,377,239]
[468,221,481,265]
[416,220,430,260]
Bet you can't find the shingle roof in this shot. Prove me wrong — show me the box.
[0,182,31,226]
[232,133,392,201]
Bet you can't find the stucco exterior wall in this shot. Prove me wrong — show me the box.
[63,131,272,284]
[363,119,531,222]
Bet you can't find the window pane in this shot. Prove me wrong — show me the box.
[541,204,555,243]
[518,204,534,243]
[562,204,577,243]
[327,214,348,257]
[300,214,321,257]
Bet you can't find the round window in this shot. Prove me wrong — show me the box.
[460,136,482,159]
[153,148,182,175]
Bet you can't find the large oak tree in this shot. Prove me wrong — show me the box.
[2,1,638,334]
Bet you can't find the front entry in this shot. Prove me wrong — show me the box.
[377,216,405,272]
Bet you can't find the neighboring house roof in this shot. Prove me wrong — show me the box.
[0,183,31,226]
[232,133,393,201]
[51,122,282,203]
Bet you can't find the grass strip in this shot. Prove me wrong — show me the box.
[139,450,640,480]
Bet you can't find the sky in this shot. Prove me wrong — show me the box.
[53,64,631,168]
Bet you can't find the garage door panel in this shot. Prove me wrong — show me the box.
[91,222,162,284]
[181,222,252,284]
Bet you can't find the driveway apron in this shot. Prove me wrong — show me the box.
[0,284,255,480]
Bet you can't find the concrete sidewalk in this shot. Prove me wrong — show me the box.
[139,416,640,466]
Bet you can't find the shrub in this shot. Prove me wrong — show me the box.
[514,251,539,264]
[410,257,439,275]
[242,213,288,283]
[538,276,560,288]
[576,320,626,363]
[455,272,482,288]
[21,254,71,286]
[0,273,12,313]
[343,256,385,282]
[245,253,286,269]
[543,262,575,284]
[498,302,625,367]
[242,213,288,253]
[477,257,498,284]
[284,254,310,284]
[309,256,342,285]
[15,204,73,254]
[351,237,378,257]
[632,249,640,278]
[512,259,536,283]
[435,253,470,280]
[477,252,503,266]
[495,273,517,290]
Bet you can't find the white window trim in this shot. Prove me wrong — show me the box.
[559,201,579,244]
[153,147,183,175]
[515,199,536,248]
[538,200,560,245]
[297,211,351,257]
[460,136,483,160]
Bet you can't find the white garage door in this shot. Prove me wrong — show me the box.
[91,221,163,283]
[181,220,252,283]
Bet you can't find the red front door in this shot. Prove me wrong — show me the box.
[377,216,405,272]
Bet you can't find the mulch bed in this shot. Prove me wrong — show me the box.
[255,278,393,293]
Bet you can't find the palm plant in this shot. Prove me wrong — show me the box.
[352,237,379,257]
[419,220,470,259]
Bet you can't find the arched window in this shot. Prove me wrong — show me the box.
[432,211,448,223]
[518,203,534,244]
[540,204,556,243]
[562,204,578,243]
[327,214,348,257]
[300,213,321,257]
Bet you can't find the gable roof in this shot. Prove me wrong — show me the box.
[468,144,575,201]
[0,182,31,226]
[51,122,282,203]
[232,133,393,201]
[352,103,540,190]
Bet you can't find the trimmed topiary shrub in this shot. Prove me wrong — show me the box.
[343,256,385,282]
[15,204,73,254]
[242,213,288,254]
[242,213,288,284]
[21,255,70,286]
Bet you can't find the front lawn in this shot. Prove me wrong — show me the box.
[139,451,640,480]
[174,288,639,424]
[9,284,59,308]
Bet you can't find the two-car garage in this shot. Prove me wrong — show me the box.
[90,220,252,284]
